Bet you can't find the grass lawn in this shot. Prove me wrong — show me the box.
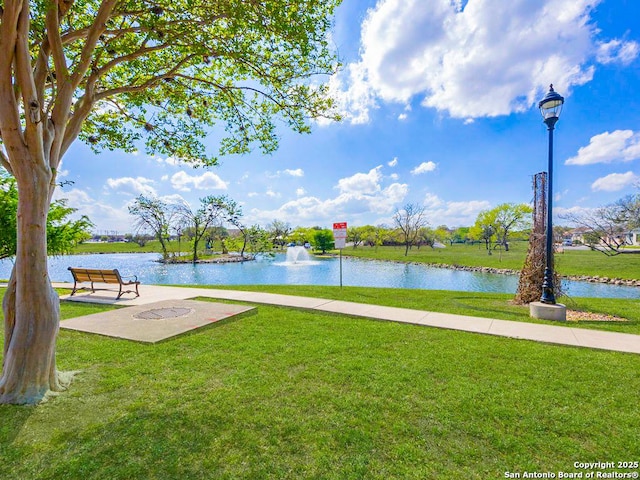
[205,284,640,335]
[1,286,639,479]
[341,243,640,280]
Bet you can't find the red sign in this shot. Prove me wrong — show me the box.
[333,222,347,230]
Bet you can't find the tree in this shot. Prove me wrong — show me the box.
[129,195,177,260]
[562,194,640,256]
[361,224,391,250]
[0,172,93,259]
[473,203,532,252]
[451,226,470,244]
[266,220,291,250]
[244,225,273,257]
[176,196,226,263]
[289,226,314,245]
[0,0,339,404]
[393,203,428,256]
[470,223,495,253]
[416,227,437,249]
[212,195,251,259]
[347,226,367,249]
[313,229,334,254]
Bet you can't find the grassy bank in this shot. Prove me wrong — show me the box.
[1,286,640,479]
[341,243,640,280]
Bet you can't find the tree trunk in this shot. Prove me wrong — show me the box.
[0,171,65,405]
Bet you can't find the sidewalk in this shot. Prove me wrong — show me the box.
[55,283,640,355]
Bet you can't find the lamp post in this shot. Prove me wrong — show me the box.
[538,84,564,304]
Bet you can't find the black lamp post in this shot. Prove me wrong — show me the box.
[538,84,564,304]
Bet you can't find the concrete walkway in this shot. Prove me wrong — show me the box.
[55,283,640,355]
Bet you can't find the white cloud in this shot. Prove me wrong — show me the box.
[247,192,259,198]
[296,188,306,196]
[591,171,639,192]
[321,61,378,125]
[411,161,437,175]
[388,157,398,167]
[52,188,132,232]
[336,166,383,194]
[566,130,640,165]
[332,0,633,120]
[596,39,640,65]
[266,189,281,198]
[153,155,182,166]
[105,176,157,196]
[170,171,228,192]
[397,113,408,121]
[248,167,408,224]
[423,193,491,226]
[390,173,399,180]
[283,168,304,177]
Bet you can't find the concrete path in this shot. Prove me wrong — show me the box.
[56,283,640,355]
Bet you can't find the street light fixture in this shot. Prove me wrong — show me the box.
[538,84,564,304]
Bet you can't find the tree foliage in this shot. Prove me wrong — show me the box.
[313,229,334,254]
[472,203,532,252]
[266,220,291,250]
[0,172,92,259]
[0,0,341,404]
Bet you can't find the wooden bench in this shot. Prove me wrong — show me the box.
[68,267,140,299]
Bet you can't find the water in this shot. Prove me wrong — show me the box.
[0,252,638,299]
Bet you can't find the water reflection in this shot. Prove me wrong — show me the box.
[0,252,637,299]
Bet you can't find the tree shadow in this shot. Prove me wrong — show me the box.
[0,403,35,445]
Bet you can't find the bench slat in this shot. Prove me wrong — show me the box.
[68,267,140,299]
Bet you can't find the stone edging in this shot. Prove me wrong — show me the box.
[422,262,640,288]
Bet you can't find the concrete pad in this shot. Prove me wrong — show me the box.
[570,328,640,354]
[489,319,580,346]
[60,299,255,343]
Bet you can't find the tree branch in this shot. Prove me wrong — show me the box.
[0,0,24,151]
[15,0,46,169]
[94,54,195,101]
[70,0,118,91]
[0,148,14,175]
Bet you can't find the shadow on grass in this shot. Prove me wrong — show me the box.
[0,404,35,445]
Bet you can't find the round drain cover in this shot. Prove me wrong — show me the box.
[133,307,194,320]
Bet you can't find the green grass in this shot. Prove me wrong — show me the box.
[72,240,166,254]
[1,286,640,479]
[72,239,226,256]
[204,284,640,335]
[341,243,640,280]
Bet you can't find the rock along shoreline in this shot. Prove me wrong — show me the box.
[416,262,640,288]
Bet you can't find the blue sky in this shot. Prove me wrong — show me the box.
[55,0,640,234]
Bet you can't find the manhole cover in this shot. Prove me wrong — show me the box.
[133,307,194,320]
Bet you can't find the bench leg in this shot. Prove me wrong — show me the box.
[70,281,78,296]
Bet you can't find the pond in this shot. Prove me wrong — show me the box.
[0,251,638,299]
